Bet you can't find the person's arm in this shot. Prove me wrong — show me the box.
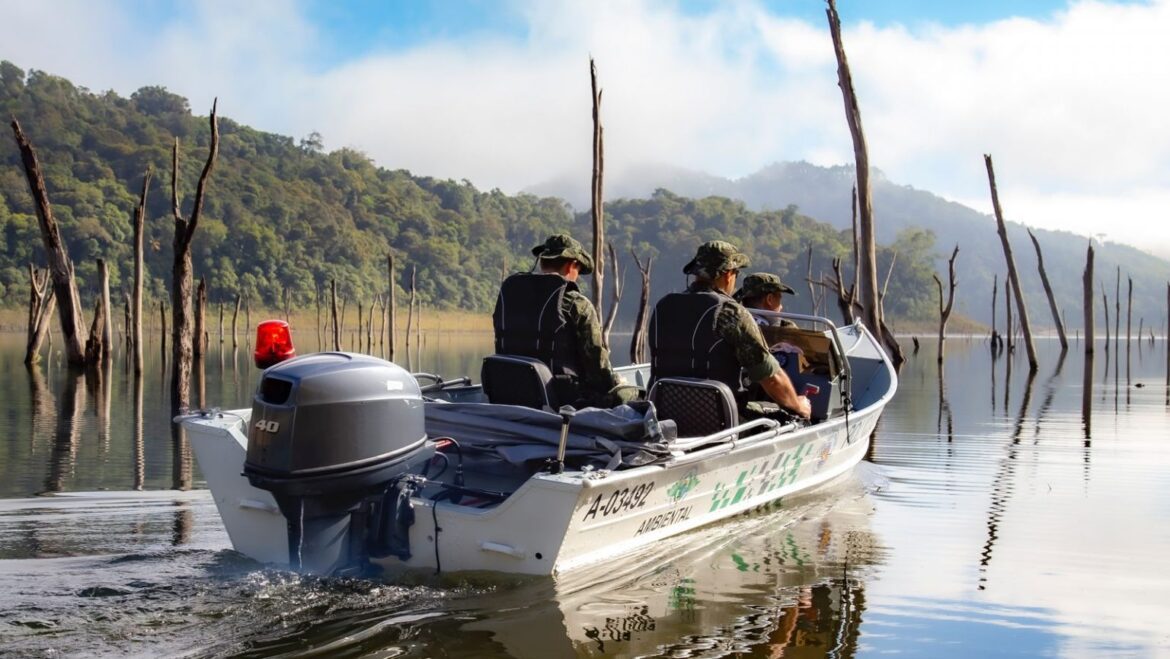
[759,370,812,419]
[568,293,622,392]
[725,304,811,419]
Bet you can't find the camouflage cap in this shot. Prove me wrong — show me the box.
[683,240,751,278]
[531,233,595,275]
[733,272,797,301]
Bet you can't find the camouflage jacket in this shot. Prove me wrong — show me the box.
[563,289,638,405]
[687,282,780,383]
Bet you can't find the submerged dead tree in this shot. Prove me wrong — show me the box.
[589,57,607,346]
[25,264,56,365]
[132,168,151,374]
[83,290,106,365]
[194,277,207,358]
[602,242,623,350]
[388,253,397,361]
[629,250,653,364]
[934,245,959,364]
[11,118,87,366]
[169,100,219,414]
[1127,276,1133,350]
[826,0,902,367]
[1028,229,1067,352]
[406,266,416,349]
[330,279,340,351]
[984,154,1037,371]
[98,259,112,362]
[990,274,1003,355]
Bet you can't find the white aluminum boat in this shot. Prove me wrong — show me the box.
[182,315,896,577]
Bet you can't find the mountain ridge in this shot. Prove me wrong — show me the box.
[528,160,1170,332]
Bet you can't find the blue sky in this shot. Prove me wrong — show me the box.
[1,0,1167,256]
[298,1,1139,58]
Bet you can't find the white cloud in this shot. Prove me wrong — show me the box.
[2,0,1168,257]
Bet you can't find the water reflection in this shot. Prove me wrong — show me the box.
[133,373,144,491]
[461,490,878,659]
[6,334,1170,656]
[977,365,1036,591]
[44,371,85,494]
[937,362,953,442]
[28,360,54,452]
[1082,349,1094,441]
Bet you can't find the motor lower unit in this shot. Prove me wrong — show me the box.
[243,352,434,575]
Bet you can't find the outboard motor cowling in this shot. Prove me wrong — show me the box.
[244,352,434,575]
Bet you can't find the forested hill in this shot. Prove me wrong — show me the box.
[0,61,940,327]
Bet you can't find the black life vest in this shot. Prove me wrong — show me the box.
[648,289,743,395]
[492,273,583,379]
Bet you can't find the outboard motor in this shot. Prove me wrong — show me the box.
[244,352,434,576]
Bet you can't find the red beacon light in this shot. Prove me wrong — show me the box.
[254,319,296,369]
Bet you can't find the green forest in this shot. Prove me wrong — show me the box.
[0,61,941,326]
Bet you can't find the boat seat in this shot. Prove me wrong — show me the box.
[648,377,739,439]
[480,355,557,411]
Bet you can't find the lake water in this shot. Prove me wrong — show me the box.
[1,330,1168,657]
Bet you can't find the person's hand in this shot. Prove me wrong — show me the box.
[791,395,812,419]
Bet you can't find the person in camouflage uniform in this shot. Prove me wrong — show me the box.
[651,241,810,419]
[493,234,637,408]
[734,273,800,329]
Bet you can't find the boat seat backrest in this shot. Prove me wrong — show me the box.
[481,354,557,410]
[648,377,739,439]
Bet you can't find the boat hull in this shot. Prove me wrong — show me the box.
[185,398,881,576]
[183,320,895,576]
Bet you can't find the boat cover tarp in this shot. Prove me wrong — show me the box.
[423,401,673,470]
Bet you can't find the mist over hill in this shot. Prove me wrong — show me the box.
[529,161,1170,333]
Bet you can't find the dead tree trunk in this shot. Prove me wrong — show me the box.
[84,295,105,365]
[406,267,416,349]
[1114,267,1121,354]
[330,279,340,351]
[1126,276,1132,350]
[850,184,860,300]
[589,57,606,344]
[829,258,856,325]
[25,264,56,365]
[132,168,151,374]
[1005,275,1014,355]
[169,101,219,415]
[366,301,374,353]
[231,293,241,349]
[314,283,322,351]
[378,294,387,358]
[10,118,87,366]
[984,154,1038,371]
[124,293,131,356]
[388,254,397,361]
[991,273,1001,354]
[934,245,959,363]
[218,302,224,345]
[357,301,364,352]
[602,242,623,350]
[1028,229,1067,352]
[1103,288,1110,349]
[99,259,112,362]
[160,300,167,360]
[826,1,889,360]
[629,251,653,364]
[194,277,207,358]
